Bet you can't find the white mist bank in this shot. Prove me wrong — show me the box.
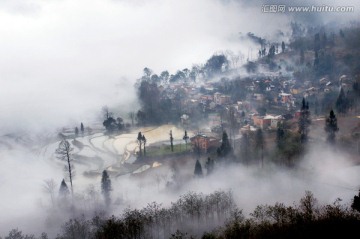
[109,143,360,217]
[1,132,359,237]
[0,144,63,236]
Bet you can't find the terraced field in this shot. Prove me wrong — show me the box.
[41,124,193,188]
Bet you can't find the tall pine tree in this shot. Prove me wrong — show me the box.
[56,139,74,197]
[183,130,189,150]
[239,132,251,164]
[101,170,112,207]
[352,190,360,212]
[80,122,84,135]
[217,131,232,158]
[142,134,147,156]
[255,128,265,167]
[137,132,143,157]
[59,179,70,198]
[335,87,349,115]
[298,98,311,144]
[325,110,339,144]
[276,123,286,151]
[194,159,203,177]
[205,157,214,175]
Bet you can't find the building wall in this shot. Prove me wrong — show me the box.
[191,135,220,153]
[271,119,280,129]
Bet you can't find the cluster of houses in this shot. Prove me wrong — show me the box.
[155,73,355,153]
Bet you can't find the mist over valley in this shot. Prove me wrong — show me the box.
[1,0,360,238]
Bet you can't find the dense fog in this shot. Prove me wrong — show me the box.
[0,0,359,237]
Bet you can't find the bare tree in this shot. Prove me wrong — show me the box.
[56,139,74,197]
[170,130,174,152]
[102,106,113,120]
[43,179,57,207]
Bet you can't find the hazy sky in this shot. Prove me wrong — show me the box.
[0,0,358,134]
[0,0,284,134]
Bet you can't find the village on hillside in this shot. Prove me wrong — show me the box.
[55,55,360,183]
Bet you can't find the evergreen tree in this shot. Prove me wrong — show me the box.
[59,179,70,198]
[298,98,311,144]
[314,33,321,52]
[205,157,214,175]
[183,130,189,150]
[80,122,84,135]
[314,50,319,67]
[352,80,360,111]
[103,117,118,133]
[56,139,74,197]
[116,117,124,131]
[217,131,232,158]
[194,159,203,177]
[137,132,143,157]
[325,110,339,144]
[74,127,79,137]
[255,128,265,167]
[142,134,147,156]
[102,106,113,120]
[241,111,246,118]
[335,87,349,115]
[281,41,285,53]
[101,170,112,207]
[339,29,345,38]
[268,45,276,58]
[351,189,360,212]
[128,112,135,127]
[276,123,286,151]
[228,106,238,149]
[239,132,251,164]
[322,32,327,48]
[136,110,146,126]
[193,136,202,160]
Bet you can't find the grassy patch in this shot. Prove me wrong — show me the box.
[146,143,191,157]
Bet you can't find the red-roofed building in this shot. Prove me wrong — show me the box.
[190,134,220,153]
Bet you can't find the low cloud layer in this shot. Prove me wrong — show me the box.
[2,139,359,236]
